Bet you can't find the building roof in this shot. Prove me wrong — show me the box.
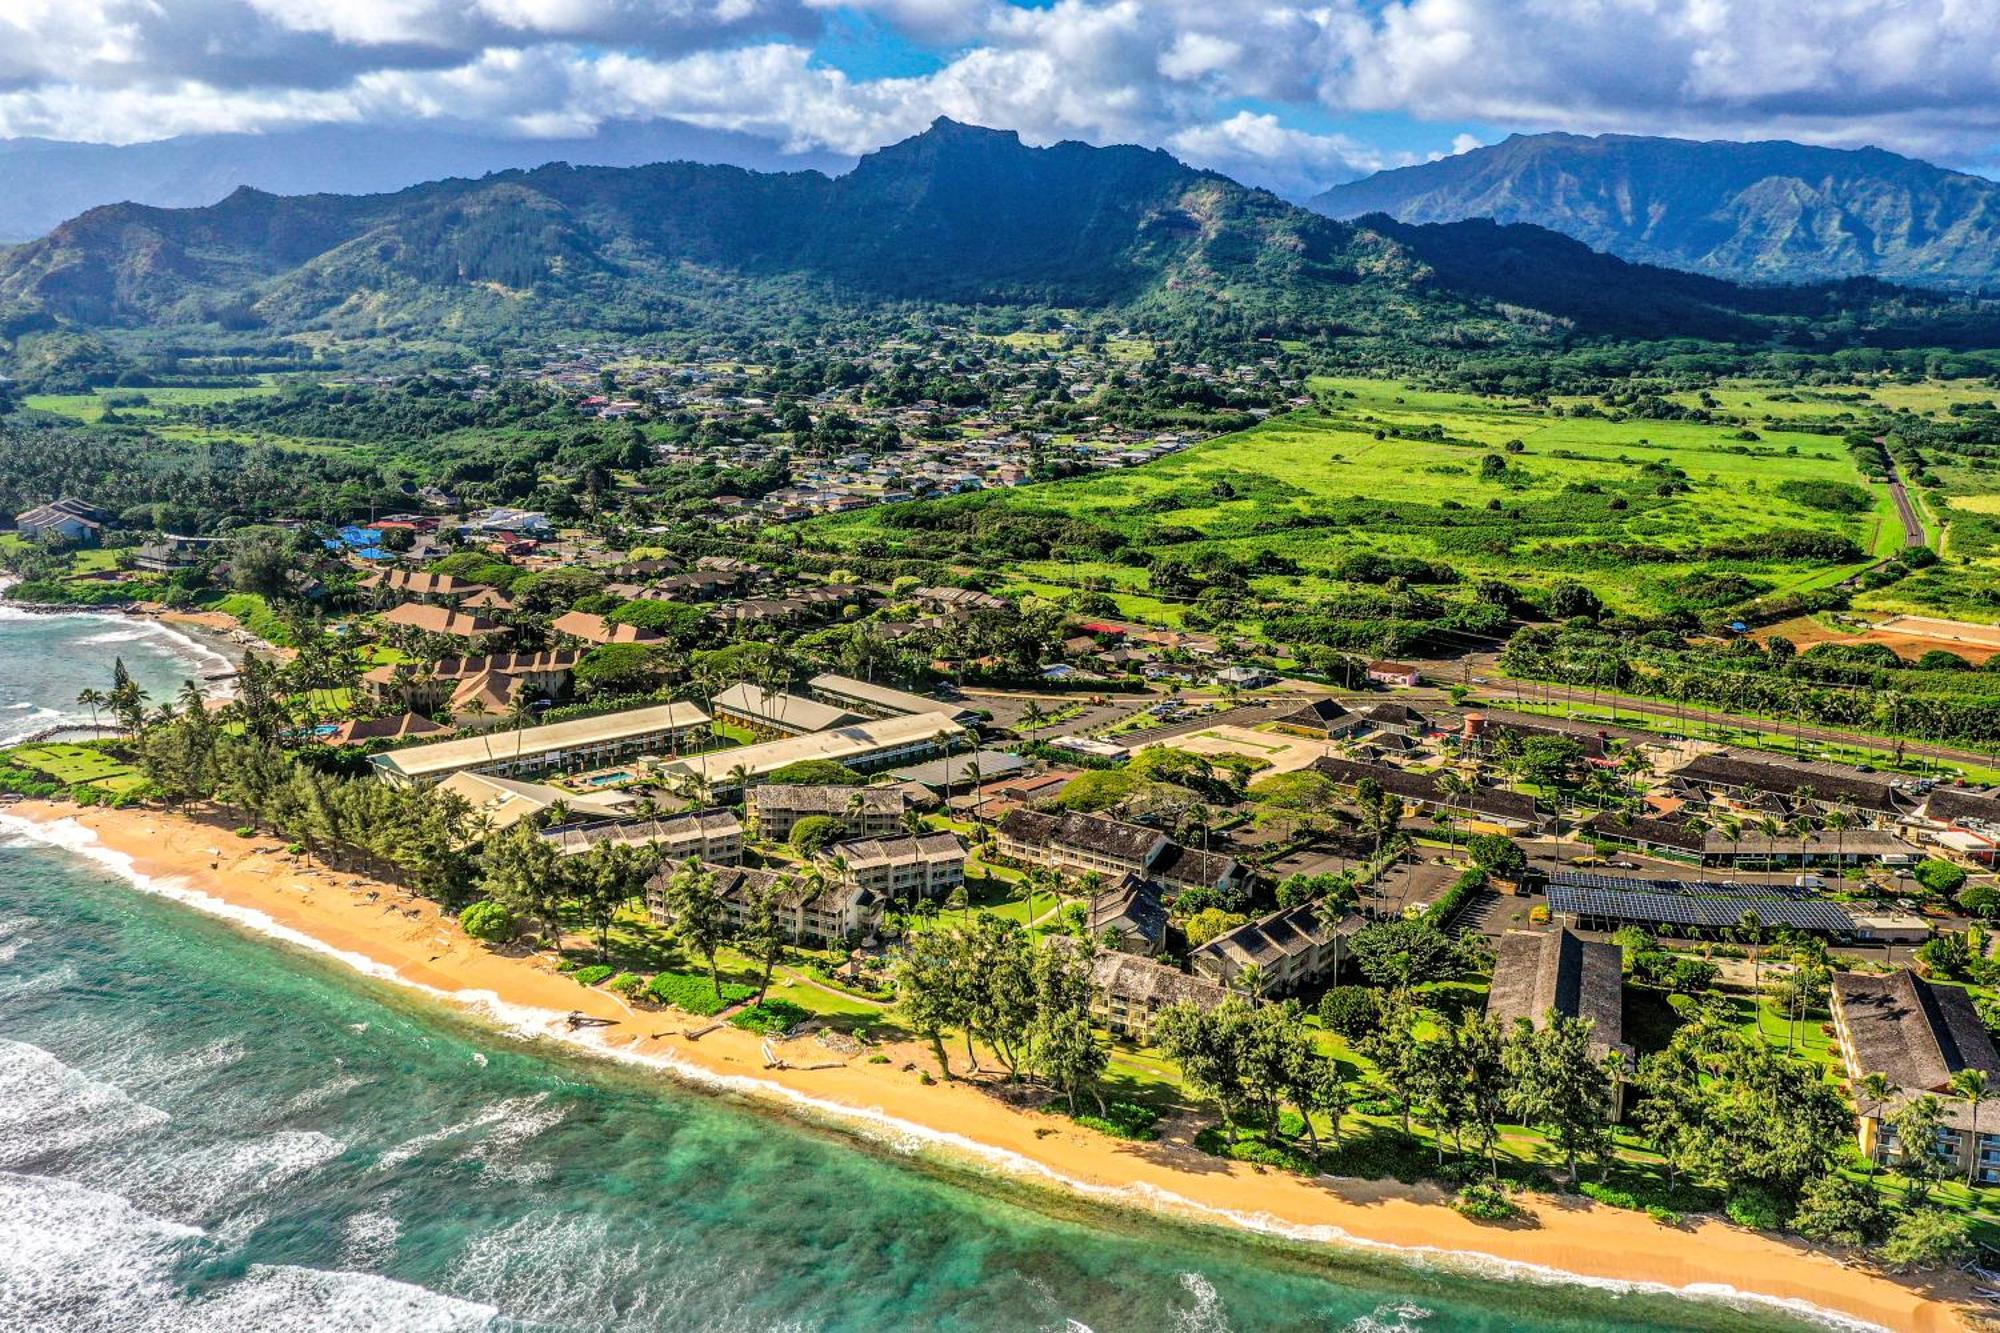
[1583,813,1707,855]
[1703,829,1917,860]
[1192,900,1356,974]
[824,831,966,869]
[1487,929,1630,1062]
[379,602,502,638]
[751,784,908,817]
[1362,701,1427,727]
[1833,970,2000,1094]
[323,712,450,746]
[551,610,663,645]
[1923,787,2000,829]
[1674,752,1905,812]
[1272,698,1355,729]
[364,649,581,687]
[369,701,712,780]
[886,748,1029,790]
[542,809,742,855]
[360,569,487,597]
[432,771,631,831]
[1545,871,1856,933]
[657,710,965,786]
[1090,953,1232,1011]
[807,672,967,718]
[1088,878,1167,950]
[998,808,1166,864]
[1147,842,1237,890]
[712,682,859,733]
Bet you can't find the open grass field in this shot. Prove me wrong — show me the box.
[23,379,282,423]
[851,376,1894,619]
[9,743,145,792]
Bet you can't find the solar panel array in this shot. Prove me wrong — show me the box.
[1545,873,1856,933]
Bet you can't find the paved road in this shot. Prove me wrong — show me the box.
[1883,458,1928,547]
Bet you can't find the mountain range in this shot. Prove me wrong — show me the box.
[0,120,854,246]
[0,120,1987,384]
[1313,133,2000,289]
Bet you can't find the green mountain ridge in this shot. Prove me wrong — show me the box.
[0,119,1991,381]
[1312,132,2000,289]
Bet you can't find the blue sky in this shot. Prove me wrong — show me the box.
[0,1,1993,197]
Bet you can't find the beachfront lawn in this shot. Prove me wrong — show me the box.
[9,743,142,790]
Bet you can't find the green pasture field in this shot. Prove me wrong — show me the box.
[22,379,282,423]
[828,376,1890,618]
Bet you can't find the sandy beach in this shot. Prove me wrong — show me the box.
[1,798,1978,1333]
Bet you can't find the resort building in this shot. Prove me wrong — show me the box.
[1088,953,1231,1042]
[806,673,979,723]
[818,832,967,903]
[655,711,965,793]
[646,862,884,946]
[1086,877,1167,955]
[1486,929,1632,1114]
[378,602,507,648]
[1832,970,2000,1178]
[369,701,712,784]
[432,771,634,833]
[15,497,107,544]
[541,809,744,863]
[1190,902,1359,995]
[749,785,910,842]
[358,568,489,605]
[711,682,863,737]
[1309,756,1541,832]
[996,808,1238,895]
[1670,752,1908,818]
[550,610,664,646]
[322,712,451,747]
[363,650,581,709]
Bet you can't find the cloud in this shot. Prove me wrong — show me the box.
[1,0,1998,193]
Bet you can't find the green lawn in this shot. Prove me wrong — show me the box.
[9,743,144,791]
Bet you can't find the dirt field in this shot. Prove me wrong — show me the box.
[1759,613,2000,664]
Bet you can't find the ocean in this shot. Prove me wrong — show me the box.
[0,604,233,746]
[0,615,1845,1333]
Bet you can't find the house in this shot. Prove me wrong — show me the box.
[1487,929,1632,1113]
[132,534,223,572]
[378,602,507,648]
[1191,902,1359,994]
[369,702,712,784]
[1088,953,1231,1042]
[818,832,967,903]
[321,713,451,747]
[550,610,663,647]
[1213,664,1277,689]
[1579,813,1708,860]
[431,771,633,833]
[885,747,1029,795]
[15,497,107,545]
[542,809,743,863]
[1366,660,1421,688]
[711,682,862,737]
[1269,697,1363,739]
[1087,878,1168,955]
[749,784,910,842]
[1360,702,1428,738]
[1832,970,2000,1179]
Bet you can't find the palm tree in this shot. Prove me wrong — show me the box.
[1822,805,1857,868]
[1021,699,1047,742]
[1734,908,1766,1014]
[1952,1068,1992,1190]
[506,683,535,767]
[75,687,106,732]
[461,697,495,762]
[1233,962,1266,1001]
[1754,815,1782,872]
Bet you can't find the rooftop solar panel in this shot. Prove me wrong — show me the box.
[1545,884,1854,933]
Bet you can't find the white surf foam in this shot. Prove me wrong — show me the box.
[0,813,1891,1333]
[0,1037,170,1169]
[0,1171,498,1333]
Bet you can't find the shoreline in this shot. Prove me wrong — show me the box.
[0,800,1977,1333]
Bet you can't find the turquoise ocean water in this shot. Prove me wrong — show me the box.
[0,602,231,746]
[0,615,1845,1333]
